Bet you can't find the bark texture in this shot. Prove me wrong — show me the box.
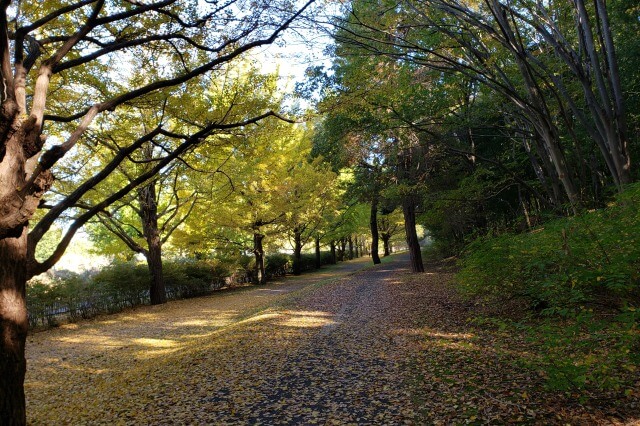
[253,232,266,285]
[139,183,166,305]
[292,228,302,276]
[402,196,424,273]
[370,198,381,265]
[0,226,28,425]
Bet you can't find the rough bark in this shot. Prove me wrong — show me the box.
[329,240,337,264]
[0,111,29,425]
[292,228,302,276]
[337,238,345,262]
[382,234,391,257]
[138,183,166,305]
[253,232,266,285]
[402,196,424,273]
[348,236,354,260]
[352,235,357,258]
[370,198,381,265]
[0,225,28,425]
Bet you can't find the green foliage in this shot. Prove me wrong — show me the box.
[458,183,640,313]
[92,261,150,307]
[295,254,319,273]
[531,311,640,393]
[27,273,94,326]
[461,184,640,393]
[320,251,335,265]
[26,250,339,328]
[265,253,290,278]
[164,260,230,299]
[27,259,233,327]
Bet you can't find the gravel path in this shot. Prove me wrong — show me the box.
[25,255,419,424]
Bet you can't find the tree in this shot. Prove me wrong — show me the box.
[0,0,314,421]
[175,95,339,284]
[378,207,402,257]
[91,160,198,305]
[283,155,338,275]
[332,0,636,205]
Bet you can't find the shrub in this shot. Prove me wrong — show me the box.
[458,182,640,314]
[459,183,640,392]
[164,260,231,299]
[296,253,318,273]
[320,250,335,265]
[265,253,290,278]
[92,261,150,309]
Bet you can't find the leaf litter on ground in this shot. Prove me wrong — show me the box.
[25,254,639,424]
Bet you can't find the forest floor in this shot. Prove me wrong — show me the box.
[26,254,639,425]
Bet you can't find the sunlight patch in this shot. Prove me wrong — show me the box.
[132,338,177,348]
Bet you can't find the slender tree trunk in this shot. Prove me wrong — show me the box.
[138,183,166,305]
[292,228,302,275]
[253,232,266,285]
[370,198,381,265]
[338,238,346,262]
[489,3,580,206]
[315,235,321,269]
[354,235,359,258]
[382,234,391,257]
[330,240,337,264]
[402,196,424,273]
[348,236,354,260]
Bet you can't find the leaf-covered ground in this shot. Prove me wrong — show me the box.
[26,255,639,424]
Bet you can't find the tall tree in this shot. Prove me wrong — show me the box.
[0,0,314,421]
[332,0,636,204]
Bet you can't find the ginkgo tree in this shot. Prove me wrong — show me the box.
[281,148,338,276]
[81,61,284,304]
[178,106,339,284]
[0,0,315,422]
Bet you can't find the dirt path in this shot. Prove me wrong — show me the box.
[25,255,639,424]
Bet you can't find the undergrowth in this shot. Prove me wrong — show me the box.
[458,183,640,393]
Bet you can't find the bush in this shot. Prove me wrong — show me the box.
[459,183,640,392]
[164,260,231,299]
[458,183,640,314]
[320,250,335,265]
[92,261,150,309]
[265,253,290,278]
[296,253,318,273]
[26,246,334,328]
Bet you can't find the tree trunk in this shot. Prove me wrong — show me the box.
[337,238,345,262]
[0,226,28,425]
[138,183,166,305]
[370,198,381,265]
[292,228,302,275]
[253,232,266,285]
[0,116,32,423]
[402,196,424,273]
[382,234,391,257]
[314,235,321,269]
[330,240,337,264]
[354,235,359,258]
[348,236,354,260]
